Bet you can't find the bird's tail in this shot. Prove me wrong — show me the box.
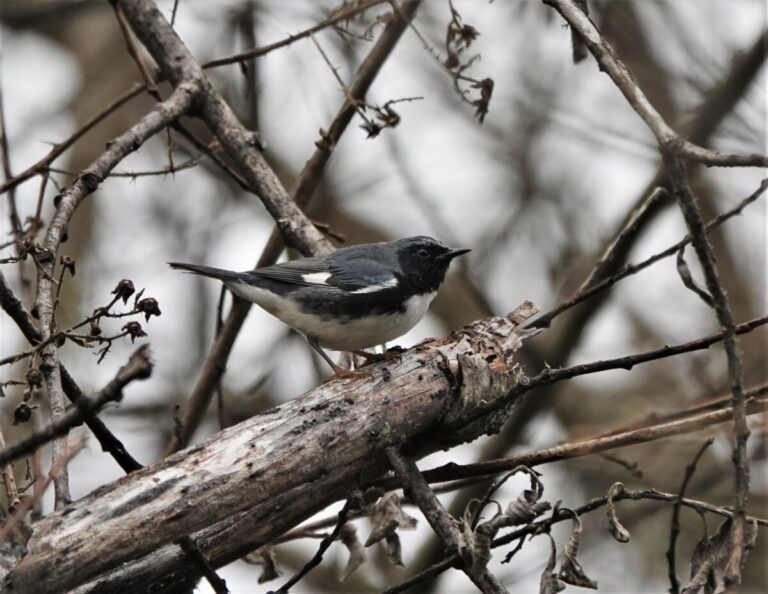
[168,262,240,282]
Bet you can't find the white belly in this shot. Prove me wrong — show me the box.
[228,282,436,351]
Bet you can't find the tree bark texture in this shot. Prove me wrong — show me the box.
[6,303,539,594]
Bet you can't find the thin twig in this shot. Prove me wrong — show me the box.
[529,178,768,329]
[48,153,204,179]
[462,314,768,429]
[386,446,508,594]
[577,186,666,294]
[666,438,714,594]
[376,385,768,490]
[0,86,22,239]
[0,84,145,196]
[664,149,750,588]
[0,346,153,467]
[111,0,161,98]
[0,438,84,542]
[271,499,352,594]
[201,0,389,69]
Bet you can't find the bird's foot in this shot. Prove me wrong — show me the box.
[323,367,374,383]
[352,348,404,367]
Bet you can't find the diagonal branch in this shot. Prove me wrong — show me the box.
[664,149,750,588]
[0,346,153,467]
[375,384,768,490]
[543,0,768,167]
[32,83,195,508]
[117,0,331,258]
[530,178,768,329]
[385,446,508,594]
[666,438,714,594]
[6,302,539,593]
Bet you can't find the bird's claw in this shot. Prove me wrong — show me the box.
[323,368,374,383]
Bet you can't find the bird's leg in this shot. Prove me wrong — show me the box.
[351,348,403,367]
[307,337,372,382]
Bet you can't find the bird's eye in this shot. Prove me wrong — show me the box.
[417,248,429,258]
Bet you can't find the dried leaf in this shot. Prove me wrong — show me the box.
[606,482,631,543]
[495,489,551,529]
[383,532,404,566]
[676,246,714,307]
[137,297,161,322]
[558,511,597,589]
[243,546,282,584]
[339,522,366,581]
[471,78,494,123]
[683,518,731,594]
[539,534,565,594]
[364,492,417,546]
[683,517,757,594]
[464,475,550,572]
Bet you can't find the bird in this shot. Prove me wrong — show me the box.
[169,235,470,380]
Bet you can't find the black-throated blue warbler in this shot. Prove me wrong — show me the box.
[169,236,470,379]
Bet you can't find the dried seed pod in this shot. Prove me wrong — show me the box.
[13,402,35,425]
[26,368,43,388]
[137,297,161,321]
[60,255,76,276]
[112,279,135,304]
[606,482,631,543]
[339,522,366,581]
[123,321,147,343]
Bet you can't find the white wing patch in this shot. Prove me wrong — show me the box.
[350,278,399,294]
[302,271,332,285]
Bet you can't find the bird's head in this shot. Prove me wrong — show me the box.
[393,236,470,294]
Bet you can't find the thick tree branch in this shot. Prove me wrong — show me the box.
[7,303,538,593]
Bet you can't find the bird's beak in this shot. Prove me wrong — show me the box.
[443,248,471,260]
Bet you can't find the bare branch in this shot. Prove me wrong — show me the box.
[529,178,768,329]
[543,0,768,167]
[0,84,145,197]
[201,0,390,70]
[32,83,194,508]
[386,446,508,593]
[376,384,768,489]
[667,438,714,594]
[0,346,153,467]
[664,149,750,588]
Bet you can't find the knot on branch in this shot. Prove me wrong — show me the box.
[439,301,541,434]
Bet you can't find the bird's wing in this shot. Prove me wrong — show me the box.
[249,252,398,293]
